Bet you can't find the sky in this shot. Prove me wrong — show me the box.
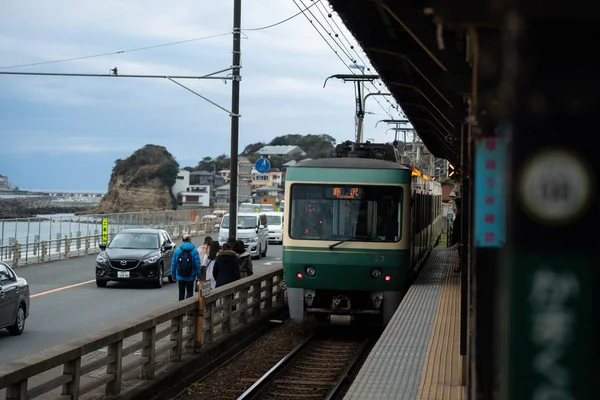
[0,0,408,191]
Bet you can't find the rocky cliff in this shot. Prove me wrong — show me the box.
[84,145,179,214]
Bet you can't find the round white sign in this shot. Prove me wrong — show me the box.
[519,149,593,224]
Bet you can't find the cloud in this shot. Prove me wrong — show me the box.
[0,0,408,190]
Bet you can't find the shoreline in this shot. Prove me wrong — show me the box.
[0,197,96,220]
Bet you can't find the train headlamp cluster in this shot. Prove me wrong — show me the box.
[371,268,382,278]
[305,266,316,277]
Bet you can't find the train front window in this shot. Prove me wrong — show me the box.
[289,184,403,242]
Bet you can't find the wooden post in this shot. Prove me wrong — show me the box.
[195,280,210,352]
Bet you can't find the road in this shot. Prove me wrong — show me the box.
[0,235,282,364]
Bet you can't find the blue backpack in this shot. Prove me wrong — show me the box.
[177,249,193,277]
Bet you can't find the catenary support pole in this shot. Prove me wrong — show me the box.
[228,0,242,240]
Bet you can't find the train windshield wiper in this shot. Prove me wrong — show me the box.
[328,236,378,250]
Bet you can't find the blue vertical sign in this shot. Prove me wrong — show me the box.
[474,136,507,247]
[255,157,271,174]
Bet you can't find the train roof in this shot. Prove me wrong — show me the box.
[291,157,410,170]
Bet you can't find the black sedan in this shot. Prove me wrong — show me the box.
[0,261,30,335]
[95,228,176,288]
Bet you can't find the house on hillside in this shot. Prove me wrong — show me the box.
[0,174,8,189]
[171,169,225,207]
[257,145,306,157]
[218,169,231,183]
[255,185,284,206]
[214,184,230,207]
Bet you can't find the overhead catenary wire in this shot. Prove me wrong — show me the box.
[243,0,321,31]
[0,1,321,70]
[299,0,394,118]
[294,0,395,120]
[313,2,404,118]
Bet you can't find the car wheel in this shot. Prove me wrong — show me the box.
[7,304,26,336]
[254,245,261,260]
[154,265,164,288]
[96,279,108,288]
[261,242,267,257]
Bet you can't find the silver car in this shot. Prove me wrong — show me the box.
[0,261,30,335]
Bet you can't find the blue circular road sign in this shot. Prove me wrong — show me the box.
[255,157,271,174]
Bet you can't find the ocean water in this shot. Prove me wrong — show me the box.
[0,210,199,246]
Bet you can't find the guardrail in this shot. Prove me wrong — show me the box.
[0,209,219,267]
[0,221,216,268]
[0,267,285,400]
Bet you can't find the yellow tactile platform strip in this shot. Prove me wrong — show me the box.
[416,252,462,400]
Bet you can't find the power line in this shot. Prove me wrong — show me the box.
[0,1,320,70]
[244,0,321,31]
[294,0,395,120]
[0,33,231,70]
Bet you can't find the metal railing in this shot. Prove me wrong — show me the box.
[0,209,217,267]
[0,267,285,400]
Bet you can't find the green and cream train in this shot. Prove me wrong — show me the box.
[282,142,443,326]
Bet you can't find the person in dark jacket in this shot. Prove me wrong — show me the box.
[213,242,241,288]
[170,234,201,301]
[233,239,253,278]
[451,198,462,273]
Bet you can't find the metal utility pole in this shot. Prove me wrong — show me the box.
[228,0,242,240]
[323,74,378,144]
[375,118,410,153]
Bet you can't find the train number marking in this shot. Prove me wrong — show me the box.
[519,149,593,225]
[373,255,385,263]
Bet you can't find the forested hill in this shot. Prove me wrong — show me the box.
[190,134,336,172]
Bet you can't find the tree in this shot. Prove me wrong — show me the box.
[241,142,265,156]
[268,134,336,159]
[194,156,215,172]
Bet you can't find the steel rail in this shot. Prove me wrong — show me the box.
[324,338,371,400]
[236,333,317,400]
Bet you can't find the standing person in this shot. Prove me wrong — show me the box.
[233,240,253,278]
[203,241,220,289]
[451,198,463,273]
[170,234,201,301]
[213,242,241,288]
[199,236,213,262]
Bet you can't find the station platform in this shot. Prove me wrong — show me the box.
[344,248,463,400]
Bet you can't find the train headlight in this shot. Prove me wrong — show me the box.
[305,266,316,277]
[371,268,382,278]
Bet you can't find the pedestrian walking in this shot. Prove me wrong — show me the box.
[170,234,201,301]
[202,241,220,289]
[199,236,213,263]
[213,242,241,288]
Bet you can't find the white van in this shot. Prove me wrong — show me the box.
[259,204,275,212]
[239,203,254,213]
[264,212,284,244]
[218,212,268,259]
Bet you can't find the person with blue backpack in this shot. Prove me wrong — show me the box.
[170,234,201,301]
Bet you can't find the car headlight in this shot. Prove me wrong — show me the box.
[143,255,160,264]
[247,238,258,243]
[97,255,108,263]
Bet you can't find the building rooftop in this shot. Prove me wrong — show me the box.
[190,170,218,176]
[257,145,307,156]
[256,186,284,192]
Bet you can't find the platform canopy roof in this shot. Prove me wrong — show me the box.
[329,0,480,168]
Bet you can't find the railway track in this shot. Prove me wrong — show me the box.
[237,329,372,400]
